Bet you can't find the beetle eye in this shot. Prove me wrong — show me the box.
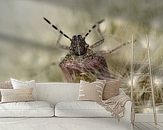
[85,44,89,48]
[72,35,76,40]
[78,35,82,39]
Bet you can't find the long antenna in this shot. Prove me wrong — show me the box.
[84,19,104,39]
[43,17,72,41]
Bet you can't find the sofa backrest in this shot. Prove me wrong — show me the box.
[36,82,79,105]
[36,82,125,105]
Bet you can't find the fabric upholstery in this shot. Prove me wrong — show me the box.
[78,80,106,101]
[1,88,34,103]
[103,80,120,100]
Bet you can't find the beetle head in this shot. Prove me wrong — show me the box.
[70,35,89,56]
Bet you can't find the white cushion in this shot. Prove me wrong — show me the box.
[55,101,112,117]
[0,101,54,117]
[10,78,37,100]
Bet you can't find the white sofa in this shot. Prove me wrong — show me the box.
[0,82,132,130]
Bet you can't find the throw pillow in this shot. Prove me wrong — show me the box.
[0,80,13,101]
[78,80,106,102]
[10,78,37,100]
[102,80,120,100]
[1,88,34,103]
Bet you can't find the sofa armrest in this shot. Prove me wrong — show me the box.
[122,101,132,122]
[118,101,133,129]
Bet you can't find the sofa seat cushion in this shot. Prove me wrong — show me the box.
[55,101,112,117]
[0,101,54,117]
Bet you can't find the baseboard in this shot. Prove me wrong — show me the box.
[135,113,163,122]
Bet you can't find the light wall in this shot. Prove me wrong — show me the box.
[0,0,163,113]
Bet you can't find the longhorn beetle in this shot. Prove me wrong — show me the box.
[43,17,135,82]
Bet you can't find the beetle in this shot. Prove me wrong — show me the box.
[43,17,134,82]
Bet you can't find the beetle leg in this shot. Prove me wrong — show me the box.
[99,40,136,55]
[90,39,104,49]
[56,34,70,50]
[90,24,104,49]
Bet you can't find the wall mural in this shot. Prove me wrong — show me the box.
[43,17,133,82]
[0,0,163,113]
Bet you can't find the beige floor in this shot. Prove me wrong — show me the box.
[0,117,162,130]
[134,122,163,130]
